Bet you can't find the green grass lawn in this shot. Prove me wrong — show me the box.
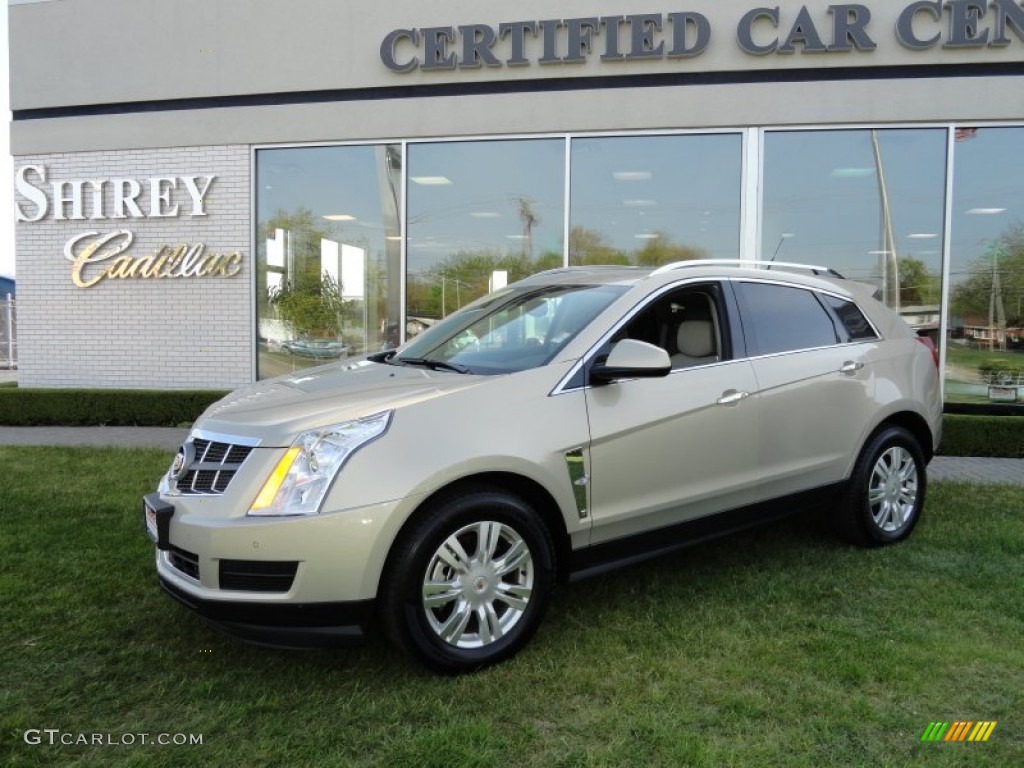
[1,447,1022,767]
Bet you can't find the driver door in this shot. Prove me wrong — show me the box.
[583,283,761,545]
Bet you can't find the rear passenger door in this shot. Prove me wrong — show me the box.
[732,280,879,499]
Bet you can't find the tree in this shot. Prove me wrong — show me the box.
[515,196,539,260]
[633,232,706,267]
[263,207,340,294]
[534,249,564,272]
[263,207,359,339]
[951,225,1024,326]
[271,273,347,339]
[897,256,940,306]
[568,227,627,265]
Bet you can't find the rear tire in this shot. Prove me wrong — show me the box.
[380,486,556,673]
[836,425,926,547]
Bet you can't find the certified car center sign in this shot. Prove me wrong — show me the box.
[381,1,1024,71]
[14,165,243,289]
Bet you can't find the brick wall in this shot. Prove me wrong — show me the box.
[13,145,252,390]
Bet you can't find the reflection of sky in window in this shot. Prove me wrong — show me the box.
[256,130,1024,292]
[256,146,399,245]
[951,127,1024,283]
[571,134,742,257]
[763,129,946,283]
[407,140,565,274]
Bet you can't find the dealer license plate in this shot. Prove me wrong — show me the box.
[144,498,158,542]
[988,386,1019,403]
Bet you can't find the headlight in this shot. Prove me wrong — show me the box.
[248,411,392,517]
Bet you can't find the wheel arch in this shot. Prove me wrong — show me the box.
[836,410,930,547]
[871,410,936,462]
[381,471,573,587]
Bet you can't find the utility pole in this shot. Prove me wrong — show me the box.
[870,130,900,312]
[988,245,1007,351]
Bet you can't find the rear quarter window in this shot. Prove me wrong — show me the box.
[822,294,879,341]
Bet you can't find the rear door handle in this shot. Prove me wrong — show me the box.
[839,361,865,374]
[717,389,750,406]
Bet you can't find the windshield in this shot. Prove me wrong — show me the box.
[393,283,627,375]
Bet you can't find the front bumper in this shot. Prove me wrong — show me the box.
[160,577,373,648]
[145,483,417,647]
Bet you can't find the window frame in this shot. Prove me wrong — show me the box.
[819,292,882,344]
[554,278,740,395]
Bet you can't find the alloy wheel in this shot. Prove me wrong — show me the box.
[421,521,535,649]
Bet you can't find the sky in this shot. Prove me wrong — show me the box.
[1,6,13,277]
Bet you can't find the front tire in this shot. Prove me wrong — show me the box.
[837,425,926,547]
[380,486,556,673]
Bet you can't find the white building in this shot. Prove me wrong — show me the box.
[10,0,1024,408]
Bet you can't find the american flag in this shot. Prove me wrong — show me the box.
[954,127,978,142]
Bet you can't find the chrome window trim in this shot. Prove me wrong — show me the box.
[735,341,878,366]
[731,277,885,343]
[550,273,889,396]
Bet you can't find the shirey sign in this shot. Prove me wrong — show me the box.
[14,165,243,289]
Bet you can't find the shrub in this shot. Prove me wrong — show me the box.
[938,414,1024,458]
[977,358,1024,385]
[0,389,227,427]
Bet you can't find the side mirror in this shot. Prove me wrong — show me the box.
[590,339,672,384]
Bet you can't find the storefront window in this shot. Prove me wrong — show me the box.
[570,134,742,265]
[406,139,565,333]
[255,145,401,378]
[251,127,1021,409]
[947,127,1024,409]
[762,129,947,326]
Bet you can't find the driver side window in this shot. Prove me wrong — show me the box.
[617,286,724,370]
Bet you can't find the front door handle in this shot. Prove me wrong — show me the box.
[717,389,750,406]
[839,361,865,374]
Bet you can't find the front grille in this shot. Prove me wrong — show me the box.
[219,560,299,593]
[175,438,254,495]
[169,547,200,580]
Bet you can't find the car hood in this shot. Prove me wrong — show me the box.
[195,359,492,446]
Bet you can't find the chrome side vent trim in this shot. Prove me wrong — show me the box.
[565,447,589,520]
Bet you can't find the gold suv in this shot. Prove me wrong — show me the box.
[144,261,943,672]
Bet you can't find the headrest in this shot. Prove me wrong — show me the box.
[677,321,715,358]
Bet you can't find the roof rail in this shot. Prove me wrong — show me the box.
[650,259,845,279]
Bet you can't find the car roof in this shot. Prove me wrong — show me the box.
[517,265,651,286]
[517,260,866,300]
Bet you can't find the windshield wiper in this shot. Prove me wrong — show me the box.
[397,357,472,374]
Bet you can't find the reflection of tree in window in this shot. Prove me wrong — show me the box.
[898,257,940,305]
[264,207,363,343]
[952,225,1024,347]
[568,226,706,266]
[569,227,628,266]
[407,248,563,322]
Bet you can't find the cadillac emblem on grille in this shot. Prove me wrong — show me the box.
[169,442,196,482]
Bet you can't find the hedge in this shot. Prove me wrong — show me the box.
[1,387,1023,459]
[938,414,1024,459]
[977,359,1024,386]
[0,388,227,427]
